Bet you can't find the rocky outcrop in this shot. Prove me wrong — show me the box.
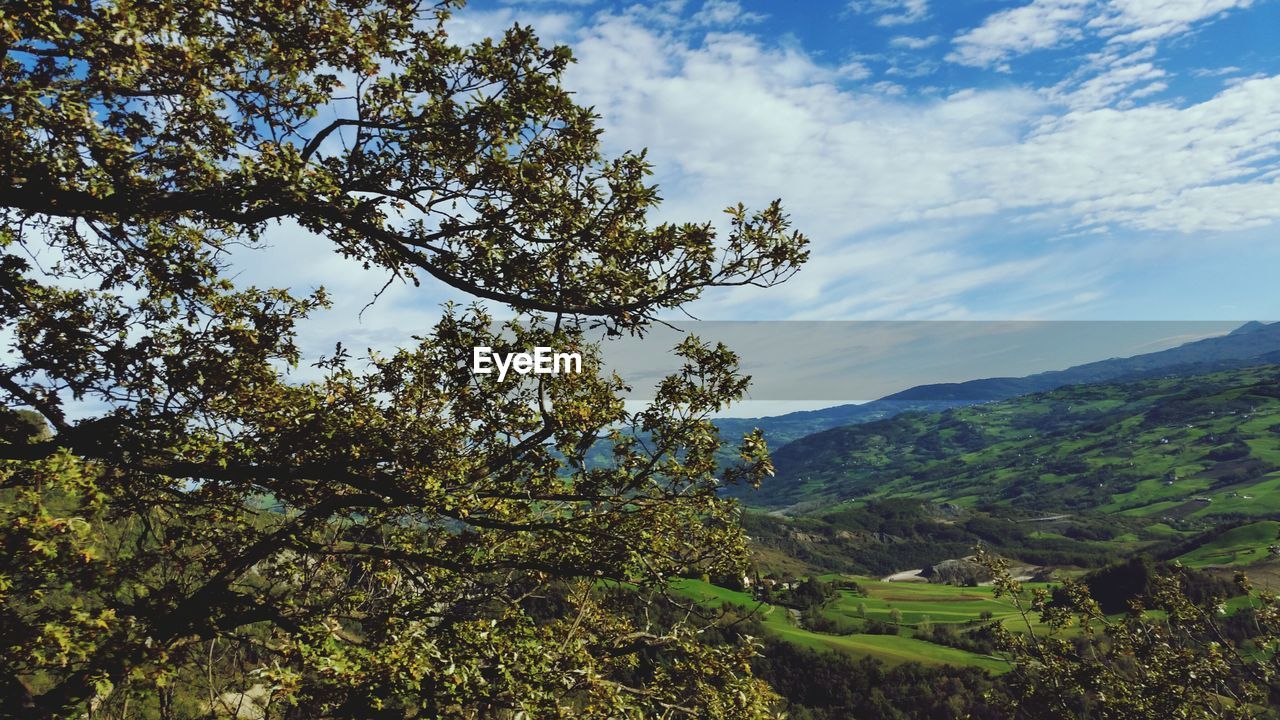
[920,558,992,586]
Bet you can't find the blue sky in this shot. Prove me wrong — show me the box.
[230,0,1280,381]
[427,0,1280,323]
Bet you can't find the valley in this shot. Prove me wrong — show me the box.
[679,325,1280,696]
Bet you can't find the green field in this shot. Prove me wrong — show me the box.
[749,365,1280,519]
[670,578,1015,673]
[702,363,1280,679]
[815,576,1052,630]
[1177,521,1280,567]
[674,565,1273,675]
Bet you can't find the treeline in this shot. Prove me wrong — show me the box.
[753,640,1007,720]
[1073,554,1243,613]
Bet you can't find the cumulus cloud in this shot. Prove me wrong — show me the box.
[230,0,1280,348]
[889,34,940,49]
[947,0,1092,70]
[847,0,930,26]
[691,0,767,26]
[949,0,1255,69]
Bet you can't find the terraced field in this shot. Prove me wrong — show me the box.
[670,577,1021,673]
[816,576,1053,629]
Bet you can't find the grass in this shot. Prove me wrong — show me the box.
[1143,522,1192,537]
[1177,521,1280,568]
[668,578,1011,673]
[820,577,1019,625]
[1191,474,1280,518]
[679,569,1270,674]
[748,364,1280,519]
[818,576,1062,638]
[1119,499,1183,517]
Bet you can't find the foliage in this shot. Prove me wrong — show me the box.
[0,0,808,717]
[976,547,1280,719]
[1076,555,1241,614]
[752,640,1007,720]
[780,577,837,610]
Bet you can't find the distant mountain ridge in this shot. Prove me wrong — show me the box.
[883,321,1280,402]
[715,322,1280,455]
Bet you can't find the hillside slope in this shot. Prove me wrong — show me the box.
[748,364,1280,514]
[714,322,1280,457]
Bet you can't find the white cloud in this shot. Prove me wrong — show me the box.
[976,76,1280,232]
[836,60,874,80]
[223,1,1280,351]
[1089,0,1255,44]
[949,0,1255,69]
[445,7,579,46]
[889,34,940,49]
[559,11,1280,319]
[499,0,597,5]
[947,0,1092,70]
[691,0,767,26]
[871,79,907,95]
[847,0,930,26]
[1192,65,1242,77]
[1056,56,1167,109]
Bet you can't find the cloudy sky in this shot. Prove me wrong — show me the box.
[430,0,1280,324]
[231,0,1280,396]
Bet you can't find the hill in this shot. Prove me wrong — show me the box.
[713,399,965,455]
[746,363,1280,516]
[1174,520,1280,568]
[884,323,1280,402]
[714,321,1280,454]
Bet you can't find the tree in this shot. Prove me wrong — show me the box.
[976,547,1280,719]
[0,1,809,717]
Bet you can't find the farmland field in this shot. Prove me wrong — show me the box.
[1177,521,1280,567]
[670,577,1028,673]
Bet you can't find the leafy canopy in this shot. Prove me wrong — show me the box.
[0,0,808,717]
[977,548,1280,719]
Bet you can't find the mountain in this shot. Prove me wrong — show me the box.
[746,363,1280,512]
[883,321,1280,402]
[715,321,1280,454]
[713,399,965,453]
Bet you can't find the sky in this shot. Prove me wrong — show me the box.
[229,0,1280,406]
[432,0,1280,323]
[599,320,1248,403]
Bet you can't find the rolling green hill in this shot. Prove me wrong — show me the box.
[1175,520,1280,567]
[746,364,1280,517]
[713,321,1280,455]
